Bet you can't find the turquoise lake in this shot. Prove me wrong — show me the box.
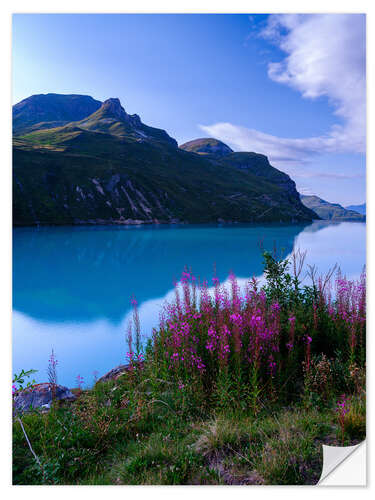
[13,221,366,387]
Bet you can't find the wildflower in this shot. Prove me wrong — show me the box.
[181,271,191,284]
[268,355,277,377]
[335,394,350,416]
[76,374,84,392]
[47,349,58,384]
[212,276,220,286]
[336,394,350,444]
[205,326,218,353]
[230,313,243,326]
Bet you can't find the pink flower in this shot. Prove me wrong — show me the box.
[76,374,84,390]
[336,395,350,416]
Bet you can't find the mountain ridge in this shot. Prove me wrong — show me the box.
[13,93,319,226]
[345,203,366,215]
[301,195,365,222]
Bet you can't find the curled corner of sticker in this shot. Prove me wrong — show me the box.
[318,440,366,486]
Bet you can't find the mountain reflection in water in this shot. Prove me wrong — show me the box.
[13,221,365,386]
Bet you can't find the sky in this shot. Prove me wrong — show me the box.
[12,13,366,205]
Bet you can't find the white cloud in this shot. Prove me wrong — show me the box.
[200,14,366,166]
[199,122,352,166]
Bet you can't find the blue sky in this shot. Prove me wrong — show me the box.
[12,14,366,205]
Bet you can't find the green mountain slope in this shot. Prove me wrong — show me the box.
[13,93,102,135]
[301,195,365,222]
[13,96,318,226]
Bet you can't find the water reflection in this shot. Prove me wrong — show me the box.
[13,221,365,386]
[13,223,307,323]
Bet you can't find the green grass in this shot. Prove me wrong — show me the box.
[13,362,366,486]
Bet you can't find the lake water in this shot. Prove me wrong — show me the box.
[13,221,366,387]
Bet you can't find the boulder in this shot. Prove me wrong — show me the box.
[96,364,130,384]
[96,361,144,385]
[13,383,76,413]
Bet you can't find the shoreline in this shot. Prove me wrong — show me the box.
[13,219,327,229]
[12,218,366,230]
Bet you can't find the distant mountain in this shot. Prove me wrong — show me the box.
[180,138,233,157]
[301,195,365,222]
[345,203,366,215]
[13,93,102,135]
[13,94,318,226]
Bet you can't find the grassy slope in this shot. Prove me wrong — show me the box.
[13,129,317,225]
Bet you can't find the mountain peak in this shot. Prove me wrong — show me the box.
[12,93,102,135]
[179,138,233,157]
[101,98,128,121]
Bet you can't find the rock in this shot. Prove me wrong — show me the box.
[96,361,144,385]
[13,383,76,413]
[100,98,128,121]
[96,364,130,384]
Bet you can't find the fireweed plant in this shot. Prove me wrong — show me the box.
[145,251,366,412]
[336,394,350,445]
[47,349,58,400]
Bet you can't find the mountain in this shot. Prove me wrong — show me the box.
[13,95,318,226]
[73,98,177,147]
[301,195,366,222]
[180,138,233,157]
[345,203,366,215]
[17,98,178,151]
[13,93,102,135]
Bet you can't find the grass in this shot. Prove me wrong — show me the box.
[13,387,365,485]
[12,251,366,485]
